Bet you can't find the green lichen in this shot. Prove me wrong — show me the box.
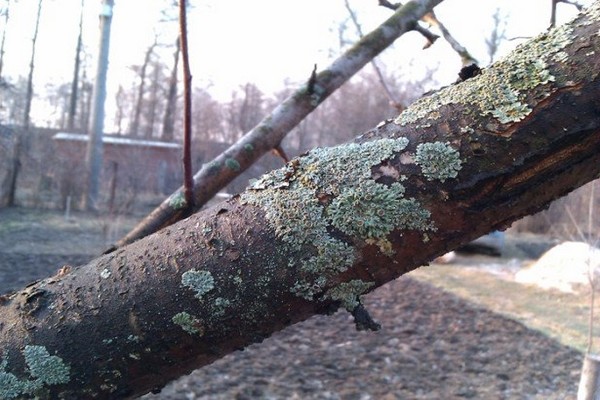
[23,346,70,386]
[325,280,375,311]
[213,297,230,317]
[172,312,202,335]
[394,18,574,126]
[0,360,23,400]
[225,158,241,171]
[243,143,254,153]
[181,269,214,299]
[300,238,354,274]
[242,137,434,302]
[0,346,70,399]
[168,192,187,210]
[414,142,462,182]
[327,180,431,239]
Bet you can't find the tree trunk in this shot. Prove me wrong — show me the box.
[578,354,600,400]
[0,3,599,399]
[0,0,11,81]
[22,0,42,130]
[129,42,156,137]
[67,0,84,132]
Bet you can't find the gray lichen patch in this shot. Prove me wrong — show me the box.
[22,346,70,386]
[241,137,434,302]
[0,346,70,399]
[325,280,374,311]
[394,16,576,127]
[225,158,241,171]
[168,192,187,210]
[327,180,431,239]
[172,312,203,335]
[415,142,463,182]
[181,269,214,299]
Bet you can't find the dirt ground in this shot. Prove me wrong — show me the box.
[0,207,584,399]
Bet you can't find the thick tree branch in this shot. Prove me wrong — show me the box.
[112,0,445,251]
[0,3,599,398]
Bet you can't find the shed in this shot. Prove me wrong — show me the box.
[52,132,182,195]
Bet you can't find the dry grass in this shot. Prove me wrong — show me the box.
[409,259,600,353]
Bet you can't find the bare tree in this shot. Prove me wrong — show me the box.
[485,8,507,64]
[67,0,85,131]
[5,0,42,207]
[22,0,42,130]
[161,38,181,141]
[129,41,157,136]
[0,0,11,82]
[144,60,167,138]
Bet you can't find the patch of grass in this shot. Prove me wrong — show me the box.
[0,207,139,256]
[409,263,599,353]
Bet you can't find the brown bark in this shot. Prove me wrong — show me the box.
[0,3,599,398]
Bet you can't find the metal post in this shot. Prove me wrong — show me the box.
[85,0,114,211]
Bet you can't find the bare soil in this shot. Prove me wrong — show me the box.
[0,207,584,399]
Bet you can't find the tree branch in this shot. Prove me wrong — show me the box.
[111,0,446,251]
[179,0,194,211]
[1,3,599,398]
[379,0,477,65]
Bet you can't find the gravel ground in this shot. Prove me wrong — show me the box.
[142,277,582,400]
[0,207,583,399]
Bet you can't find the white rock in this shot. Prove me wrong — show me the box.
[515,241,600,293]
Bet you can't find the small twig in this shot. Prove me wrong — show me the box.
[307,63,318,95]
[351,303,381,332]
[179,0,194,209]
[271,144,289,163]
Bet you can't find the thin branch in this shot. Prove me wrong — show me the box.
[179,0,194,210]
[560,0,584,10]
[551,0,584,28]
[379,0,476,65]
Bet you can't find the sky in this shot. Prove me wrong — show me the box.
[0,0,592,129]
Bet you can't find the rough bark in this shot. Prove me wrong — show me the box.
[1,3,600,399]
[113,0,445,250]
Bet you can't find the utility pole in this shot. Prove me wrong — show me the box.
[85,0,114,211]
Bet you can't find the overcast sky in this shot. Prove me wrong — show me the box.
[0,0,592,128]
